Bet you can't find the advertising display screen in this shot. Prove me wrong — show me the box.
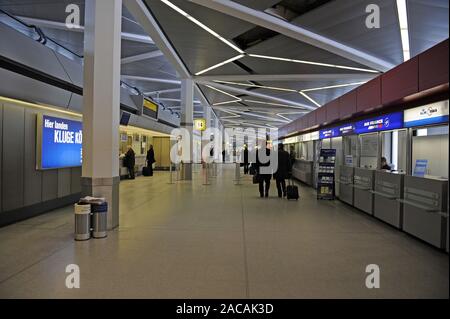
[355,112,403,134]
[404,101,449,128]
[37,115,83,169]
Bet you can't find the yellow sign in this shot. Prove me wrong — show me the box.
[143,99,158,112]
[194,118,207,131]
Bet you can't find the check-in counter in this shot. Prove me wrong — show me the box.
[292,159,313,186]
[119,155,147,178]
[353,168,375,215]
[399,176,448,249]
[371,171,404,228]
[339,166,354,205]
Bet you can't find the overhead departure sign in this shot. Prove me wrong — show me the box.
[355,112,403,134]
[142,98,158,119]
[37,115,83,169]
[404,101,449,127]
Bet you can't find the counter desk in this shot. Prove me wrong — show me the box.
[338,165,354,206]
[371,171,404,228]
[292,159,313,186]
[400,175,448,249]
[119,155,147,178]
[353,168,375,215]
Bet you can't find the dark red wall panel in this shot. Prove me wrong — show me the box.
[339,90,357,119]
[357,77,381,112]
[316,106,326,125]
[294,119,302,132]
[307,111,317,128]
[326,100,339,123]
[381,57,419,104]
[419,40,449,91]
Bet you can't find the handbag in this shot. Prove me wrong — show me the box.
[249,164,256,175]
[252,173,260,184]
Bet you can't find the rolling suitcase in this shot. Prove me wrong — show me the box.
[286,178,299,200]
[142,166,152,176]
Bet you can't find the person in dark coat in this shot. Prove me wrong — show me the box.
[146,145,156,176]
[222,149,226,163]
[381,157,391,170]
[124,146,136,179]
[255,144,271,198]
[243,145,249,174]
[273,143,291,198]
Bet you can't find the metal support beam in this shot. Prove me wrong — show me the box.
[194,73,378,82]
[188,0,395,72]
[17,15,154,44]
[121,50,163,64]
[121,75,181,85]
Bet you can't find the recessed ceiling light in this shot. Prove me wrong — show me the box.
[248,54,379,73]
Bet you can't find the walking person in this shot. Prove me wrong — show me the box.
[273,143,291,198]
[243,145,249,174]
[255,142,271,198]
[124,146,136,180]
[146,144,156,176]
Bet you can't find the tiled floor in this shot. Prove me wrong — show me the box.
[0,165,448,298]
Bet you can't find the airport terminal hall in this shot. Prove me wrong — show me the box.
[0,0,449,304]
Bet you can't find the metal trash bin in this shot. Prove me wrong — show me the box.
[74,203,91,241]
[91,201,108,239]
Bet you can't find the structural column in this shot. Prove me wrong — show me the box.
[180,78,194,180]
[82,0,122,229]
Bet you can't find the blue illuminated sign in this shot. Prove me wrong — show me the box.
[319,124,355,139]
[355,112,403,134]
[319,128,339,139]
[39,115,82,169]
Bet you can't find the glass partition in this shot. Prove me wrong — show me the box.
[343,135,358,167]
[358,133,378,169]
[381,129,407,172]
[411,125,449,178]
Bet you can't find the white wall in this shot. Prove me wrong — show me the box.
[412,134,449,178]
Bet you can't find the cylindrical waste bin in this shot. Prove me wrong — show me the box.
[74,203,91,241]
[91,201,108,239]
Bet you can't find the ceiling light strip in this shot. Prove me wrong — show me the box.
[396,0,410,61]
[214,80,297,93]
[161,0,244,54]
[195,54,245,75]
[248,54,379,73]
[300,81,366,93]
[299,92,321,107]
[244,99,306,109]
